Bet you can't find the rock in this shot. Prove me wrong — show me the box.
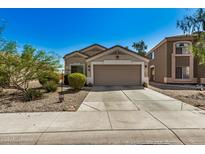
[68,105,76,111]
[196,92,205,99]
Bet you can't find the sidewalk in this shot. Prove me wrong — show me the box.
[0,110,205,144]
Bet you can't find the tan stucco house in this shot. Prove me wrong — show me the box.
[64,44,149,86]
[147,35,205,84]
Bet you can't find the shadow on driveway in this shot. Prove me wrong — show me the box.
[91,85,144,92]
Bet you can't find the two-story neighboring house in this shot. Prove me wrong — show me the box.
[147,35,205,84]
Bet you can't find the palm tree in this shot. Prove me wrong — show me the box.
[132,40,147,56]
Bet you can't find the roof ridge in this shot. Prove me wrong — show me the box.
[63,50,88,58]
[86,45,149,61]
[79,43,107,52]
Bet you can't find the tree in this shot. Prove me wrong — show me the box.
[132,40,147,56]
[177,8,205,65]
[0,42,61,96]
[0,41,17,53]
[192,33,205,65]
[177,8,205,34]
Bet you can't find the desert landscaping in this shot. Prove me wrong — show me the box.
[149,82,205,110]
[0,81,90,113]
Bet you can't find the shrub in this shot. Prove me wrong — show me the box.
[143,82,148,88]
[68,73,86,90]
[64,74,69,85]
[38,71,60,85]
[24,89,43,101]
[43,81,58,92]
[0,73,9,88]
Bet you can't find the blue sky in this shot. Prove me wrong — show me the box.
[0,8,193,63]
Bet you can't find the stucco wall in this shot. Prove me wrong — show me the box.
[94,51,145,62]
[166,38,193,78]
[198,64,205,84]
[149,37,203,84]
[64,47,149,85]
[64,55,86,75]
[198,64,205,78]
[166,41,173,77]
[175,56,190,66]
[149,42,167,83]
[87,51,149,78]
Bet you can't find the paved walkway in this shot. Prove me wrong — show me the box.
[0,86,205,144]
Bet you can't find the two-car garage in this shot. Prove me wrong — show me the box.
[85,46,149,86]
[65,45,149,86]
[94,65,142,86]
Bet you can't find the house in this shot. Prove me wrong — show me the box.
[64,44,149,86]
[147,35,205,84]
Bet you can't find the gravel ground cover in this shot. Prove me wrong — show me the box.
[149,82,205,110]
[0,81,90,113]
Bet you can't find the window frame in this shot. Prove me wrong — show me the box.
[149,52,155,60]
[175,66,190,79]
[175,42,191,55]
[70,63,85,74]
[151,52,155,60]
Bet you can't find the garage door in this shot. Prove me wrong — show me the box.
[94,65,141,86]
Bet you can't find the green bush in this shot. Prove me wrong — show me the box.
[68,73,86,90]
[0,73,9,88]
[43,81,58,92]
[24,89,43,101]
[38,71,60,85]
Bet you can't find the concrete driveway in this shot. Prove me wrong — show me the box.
[79,86,197,111]
[0,86,205,144]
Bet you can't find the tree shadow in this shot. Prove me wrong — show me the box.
[0,87,47,103]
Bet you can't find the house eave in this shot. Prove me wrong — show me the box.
[86,45,149,63]
[63,51,88,59]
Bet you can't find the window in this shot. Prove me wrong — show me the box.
[148,52,155,60]
[176,66,190,79]
[71,65,84,74]
[151,52,155,59]
[175,43,190,54]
